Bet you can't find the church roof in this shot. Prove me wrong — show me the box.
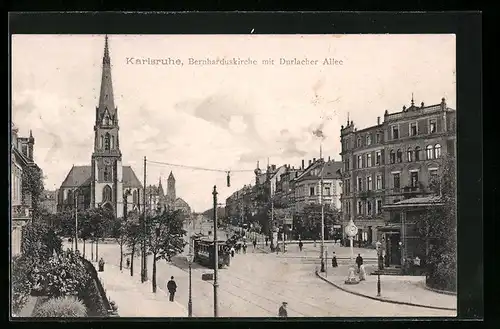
[60,165,143,188]
[60,166,93,187]
[174,197,190,209]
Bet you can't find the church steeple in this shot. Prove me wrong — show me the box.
[97,34,116,122]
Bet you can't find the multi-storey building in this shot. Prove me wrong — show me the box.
[340,97,456,246]
[11,123,42,256]
[40,190,58,214]
[294,157,342,213]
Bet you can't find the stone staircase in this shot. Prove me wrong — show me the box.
[371,266,402,276]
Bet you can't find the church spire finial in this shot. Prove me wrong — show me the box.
[411,92,414,106]
[103,35,110,64]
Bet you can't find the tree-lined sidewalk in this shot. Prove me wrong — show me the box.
[95,262,187,317]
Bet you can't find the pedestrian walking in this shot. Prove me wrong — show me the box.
[98,257,105,272]
[355,253,363,273]
[253,239,257,251]
[126,258,130,269]
[265,237,269,246]
[167,276,177,302]
[278,301,288,318]
[243,243,247,254]
[331,252,338,268]
[298,240,303,252]
[230,246,235,258]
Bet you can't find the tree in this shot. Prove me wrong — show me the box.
[294,204,341,240]
[417,156,457,292]
[145,209,187,293]
[109,216,127,270]
[21,165,44,220]
[124,211,142,277]
[86,207,114,260]
[21,220,62,261]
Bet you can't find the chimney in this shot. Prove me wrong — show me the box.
[328,156,331,161]
[302,159,305,169]
[313,158,316,162]
[309,160,312,166]
[377,117,380,125]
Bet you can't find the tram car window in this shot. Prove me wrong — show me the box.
[192,236,230,269]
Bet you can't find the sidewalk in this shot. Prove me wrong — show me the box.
[95,262,188,317]
[316,265,456,311]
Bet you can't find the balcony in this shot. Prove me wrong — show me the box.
[12,204,32,220]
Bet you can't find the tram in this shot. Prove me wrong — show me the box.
[192,235,231,269]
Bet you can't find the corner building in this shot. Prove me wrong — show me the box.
[340,97,456,246]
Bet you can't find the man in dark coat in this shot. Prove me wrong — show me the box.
[278,302,288,318]
[298,240,303,252]
[167,276,177,302]
[355,254,363,272]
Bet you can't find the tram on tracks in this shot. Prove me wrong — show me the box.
[191,234,231,269]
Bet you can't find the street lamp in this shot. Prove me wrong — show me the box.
[186,246,194,317]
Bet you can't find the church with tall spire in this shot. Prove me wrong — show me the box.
[144,171,192,216]
[57,35,143,218]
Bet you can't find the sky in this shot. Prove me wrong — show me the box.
[11,34,456,212]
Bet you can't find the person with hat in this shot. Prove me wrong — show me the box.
[278,301,288,318]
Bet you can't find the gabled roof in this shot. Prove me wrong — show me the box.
[60,166,92,188]
[123,166,143,188]
[296,159,342,182]
[60,165,143,188]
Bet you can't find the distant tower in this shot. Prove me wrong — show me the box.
[167,171,176,208]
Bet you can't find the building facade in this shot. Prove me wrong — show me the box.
[40,190,58,214]
[294,158,342,213]
[57,36,143,218]
[11,124,42,256]
[340,97,456,246]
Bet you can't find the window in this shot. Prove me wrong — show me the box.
[357,201,363,215]
[104,133,110,150]
[390,150,395,164]
[393,173,400,189]
[407,148,413,162]
[366,135,372,145]
[310,187,315,196]
[392,125,399,139]
[100,135,104,149]
[325,186,331,196]
[396,149,402,163]
[376,151,381,165]
[429,169,439,183]
[376,199,383,214]
[103,167,110,182]
[429,119,437,133]
[415,146,421,161]
[376,133,381,143]
[357,155,363,169]
[366,154,372,167]
[410,122,418,136]
[426,145,434,159]
[111,135,115,149]
[410,171,419,188]
[376,174,382,190]
[434,144,442,158]
[367,201,372,216]
[357,138,362,147]
[346,180,351,193]
[103,185,112,202]
[357,177,363,191]
[367,176,373,191]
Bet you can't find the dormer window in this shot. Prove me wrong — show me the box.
[366,135,372,146]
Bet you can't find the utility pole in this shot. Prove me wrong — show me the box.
[141,156,148,283]
[320,149,326,272]
[271,198,274,249]
[212,186,219,317]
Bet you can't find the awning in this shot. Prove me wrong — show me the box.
[383,196,444,210]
